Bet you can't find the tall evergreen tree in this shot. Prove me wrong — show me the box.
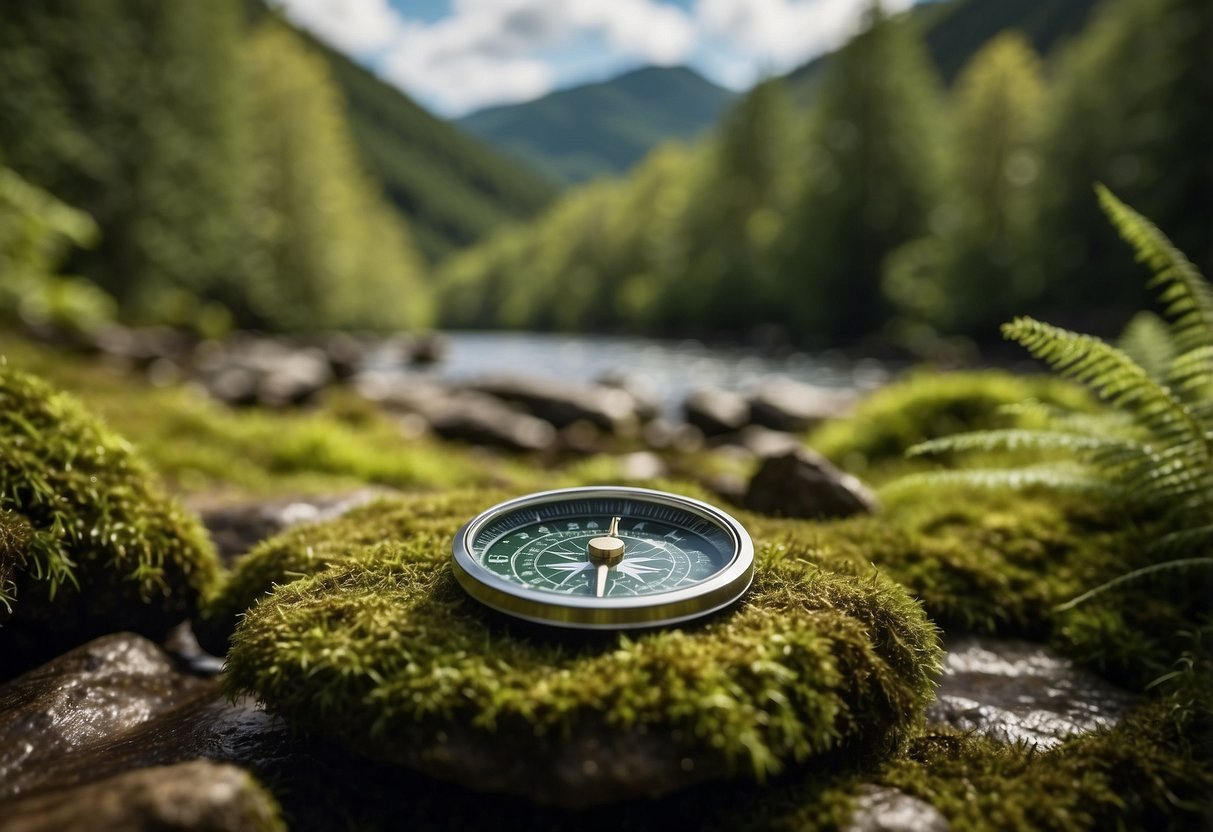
[1026,0,1213,331]
[886,32,1046,338]
[777,3,943,346]
[672,79,799,333]
[243,22,430,331]
[0,0,251,322]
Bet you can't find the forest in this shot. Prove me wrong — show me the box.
[1,0,1210,353]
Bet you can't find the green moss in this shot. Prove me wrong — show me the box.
[0,363,220,671]
[220,492,941,785]
[879,691,1213,831]
[808,370,1095,479]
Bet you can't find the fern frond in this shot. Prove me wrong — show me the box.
[1167,345,1213,399]
[1149,523,1213,556]
[999,401,1136,437]
[1002,317,1208,458]
[1097,184,1213,354]
[1055,557,1213,611]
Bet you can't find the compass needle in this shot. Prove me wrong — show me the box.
[452,487,754,629]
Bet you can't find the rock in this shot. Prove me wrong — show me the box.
[926,636,1136,749]
[353,372,452,421]
[466,374,638,433]
[313,331,368,380]
[0,633,213,798]
[618,451,666,480]
[255,347,333,408]
[730,425,803,458]
[642,418,704,452]
[744,448,880,519]
[747,378,857,433]
[408,332,448,365]
[596,371,661,423]
[429,392,557,452]
[845,785,949,832]
[195,337,333,409]
[187,489,393,563]
[3,760,284,832]
[683,388,749,437]
[89,325,194,369]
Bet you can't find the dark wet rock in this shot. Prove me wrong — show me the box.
[0,633,212,799]
[187,489,393,563]
[844,785,949,832]
[744,448,880,519]
[409,332,448,365]
[3,760,284,832]
[747,378,857,433]
[466,374,638,433]
[683,388,749,437]
[429,392,557,452]
[926,636,1136,749]
[312,331,368,380]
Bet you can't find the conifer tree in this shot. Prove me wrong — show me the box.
[777,3,943,346]
[1026,0,1213,329]
[886,32,1046,338]
[0,0,251,322]
[243,22,430,331]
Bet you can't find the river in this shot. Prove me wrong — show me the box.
[385,331,891,419]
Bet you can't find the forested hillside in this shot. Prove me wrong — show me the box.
[457,66,736,186]
[296,26,556,261]
[438,0,1213,351]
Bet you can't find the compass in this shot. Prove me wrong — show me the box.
[450,486,754,630]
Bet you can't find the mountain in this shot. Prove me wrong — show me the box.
[285,24,556,263]
[786,0,1104,92]
[457,66,737,186]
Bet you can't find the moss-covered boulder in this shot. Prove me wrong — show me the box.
[219,493,941,806]
[0,365,220,673]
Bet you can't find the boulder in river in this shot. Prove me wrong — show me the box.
[465,374,638,433]
[744,447,879,519]
[683,388,749,437]
[747,378,857,433]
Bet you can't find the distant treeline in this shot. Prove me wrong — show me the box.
[439,0,1212,351]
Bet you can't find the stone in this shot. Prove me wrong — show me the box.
[596,371,661,422]
[187,489,393,563]
[683,388,749,437]
[466,374,638,433]
[747,378,857,433]
[428,392,558,452]
[926,636,1136,749]
[618,450,666,480]
[744,448,880,519]
[0,633,213,799]
[195,337,333,409]
[3,760,284,832]
[844,784,949,832]
[732,424,803,458]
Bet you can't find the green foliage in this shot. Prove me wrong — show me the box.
[882,694,1213,831]
[807,370,1094,478]
[1026,0,1213,324]
[901,189,1213,608]
[0,363,220,673]
[220,493,941,782]
[294,18,555,262]
[457,66,736,186]
[886,32,1046,339]
[0,0,252,325]
[0,166,112,334]
[241,22,430,331]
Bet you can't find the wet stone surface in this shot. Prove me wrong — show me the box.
[927,635,1136,748]
[844,784,949,832]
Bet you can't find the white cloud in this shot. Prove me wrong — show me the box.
[696,0,916,86]
[380,0,698,115]
[272,0,909,116]
[272,0,402,54]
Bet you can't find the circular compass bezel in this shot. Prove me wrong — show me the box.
[450,486,755,630]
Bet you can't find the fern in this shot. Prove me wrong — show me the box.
[897,187,1213,610]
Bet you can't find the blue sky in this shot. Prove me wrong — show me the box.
[273,0,913,118]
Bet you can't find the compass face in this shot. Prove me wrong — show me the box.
[451,487,754,630]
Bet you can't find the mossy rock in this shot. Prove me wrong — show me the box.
[808,370,1094,477]
[220,493,941,806]
[0,365,220,673]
